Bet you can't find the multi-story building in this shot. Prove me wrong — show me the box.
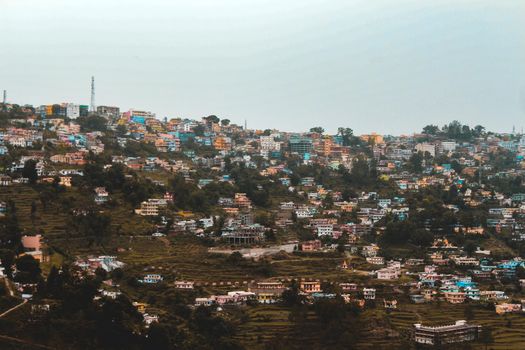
[79,105,89,117]
[360,133,384,144]
[174,281,195,290]
[413,320,481,346]
[289,136,313,155]
[300,281,321,293]
[135,198,168,216]
[50,152,86,165]
[213,135,232,151]
[363,288,376,300]
[300,240,322,251]
[444,291,466,304]
[65,103,80,119]
[415,142,436,157]
[376,267,400,280]
[366,256,385,265]
[316,224,334,236]
[123,109,155,124]
[260,135,281,157]
[97,105,120,119]
[234,193,252,210]
[439,141,457,153]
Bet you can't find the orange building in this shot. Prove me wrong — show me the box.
[214,136,232,151]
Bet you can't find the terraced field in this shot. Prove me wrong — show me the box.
[0,185,69,237]
[3,185,525,349]
[233,302,525,350]
[385,303,525,350]
[0,185,155,249]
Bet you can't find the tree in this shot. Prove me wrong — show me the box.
[0,249,16,276]
[337,127,354,146]
[220,119,230,126]
[408,152,424,173]
[70,211,112,245]
[0,203,22,251]
[464,304,475,320]
[22,159,38,184]
[31,201,37,217]
[479,326,494,350]
[145,323,171,350]
[309,127,324,134]
[77,115,107,132]
[409,229,433,247]
[516,266,525,280]
[313,298,347,324]
[381,221,413,244]
[349,156,373,187]
[193,124,205,136]
[473,125,485,137]
[464,241,477,256]
[204,115,220,124]
[422,124,440,135]
[227,251,243,265]
[14,254,41,283]
[282,280,304,306]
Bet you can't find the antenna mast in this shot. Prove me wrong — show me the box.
[90,76,96,113]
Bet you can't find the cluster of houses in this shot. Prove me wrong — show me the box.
[3,102,525,346]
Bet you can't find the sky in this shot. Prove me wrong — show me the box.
[1,0,525,134]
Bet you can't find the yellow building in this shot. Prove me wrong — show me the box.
[360,133,384,144]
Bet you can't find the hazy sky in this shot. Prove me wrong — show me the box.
[2,0,525,134]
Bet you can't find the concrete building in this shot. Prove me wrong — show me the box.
[65,103,80,119]
[289,136,313,155]
[260,135,281,157]
[415,143,436,157]
[413,320,481,346]
[300,281,321,293]
[97,105,120,119]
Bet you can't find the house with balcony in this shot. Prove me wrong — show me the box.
[174,281,194,290]
[363,288,376,300]
[300,281,321,294]
[94,187,109,204]
[413,320,481,346]
[141,274,163,284]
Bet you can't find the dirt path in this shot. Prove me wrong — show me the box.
[0,334,55,349]
[0,299,27,318]
[3,278,14,297]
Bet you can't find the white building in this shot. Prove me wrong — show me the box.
[363,288,376,300]
[66,103,80,119]
[316,224,334,236]
[366,256,385,265]
[260,135,281,157]
[439,141,457,153]
[415,143,436,157]
[376,267,400,280]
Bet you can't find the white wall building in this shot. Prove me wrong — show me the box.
[66,103,80,119]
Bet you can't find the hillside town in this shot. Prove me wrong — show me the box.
[0,101,524,349]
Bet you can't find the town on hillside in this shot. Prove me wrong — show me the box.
[0,102,524,349]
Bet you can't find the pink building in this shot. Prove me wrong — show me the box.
[21,235,42,251]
